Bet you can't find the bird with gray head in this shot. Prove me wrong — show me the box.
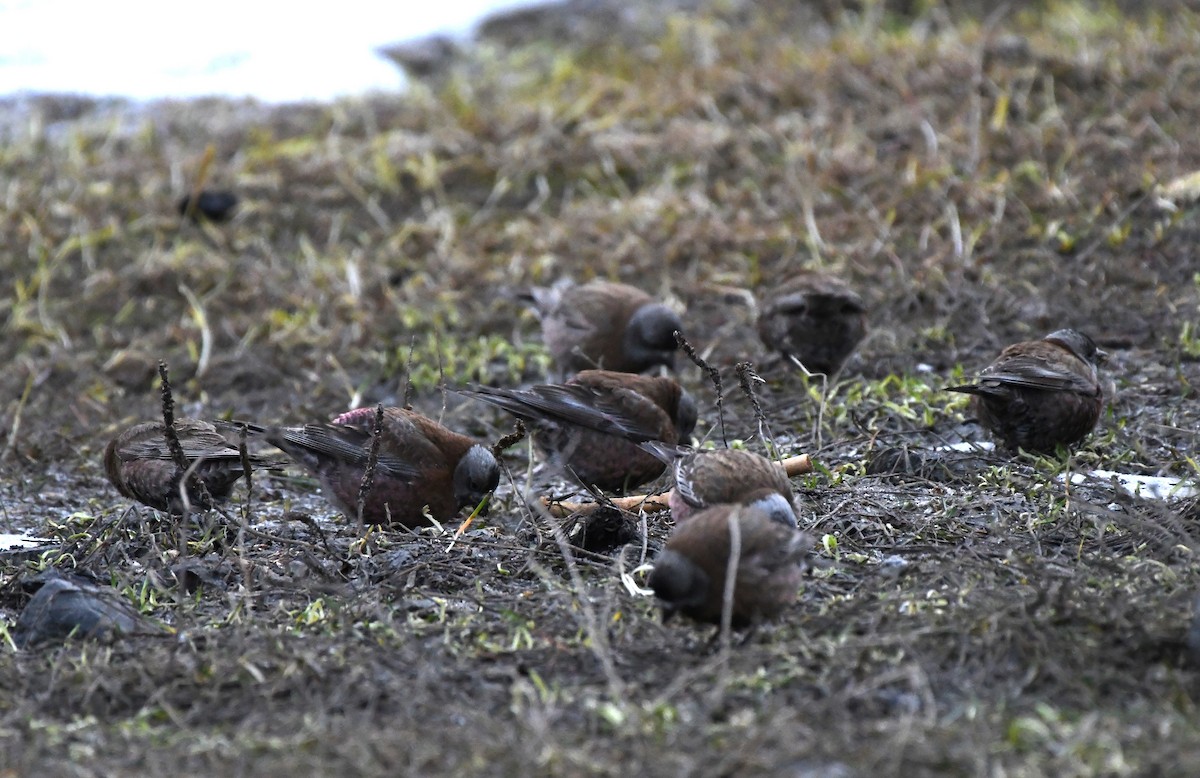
[528,279,684,377]
[641,443,799,528]
[757,271,867,376]
[947,328,1106,454]
[462,369,696,493]
[649,502,813,627]
[265,406,499,528]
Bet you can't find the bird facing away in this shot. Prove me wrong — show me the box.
[947,328,1106,454]
[462,369,697,493]
[757,272,867,376]
[265,406,500,528]
[649,503,813,627]
[659,446,799,528]
[529,280,684,376]
[104,419,274,514]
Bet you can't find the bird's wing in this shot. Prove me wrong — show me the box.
[464,385,666,441]
[270,425,421,478]
[637,440,689,464]
[979,356,1097,394]
[673,462,705,508]
[119,430,234,462]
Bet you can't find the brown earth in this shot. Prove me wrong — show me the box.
[2,1,1200,775]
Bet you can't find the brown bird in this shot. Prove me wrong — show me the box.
[947,328,1106,454]
[104,419,273,514]
[649,503,813,627]
[757,272,867,376]
[462,370,697,493]
[530,280,684,375]
[265,407,500,528]
[644,444,799,527]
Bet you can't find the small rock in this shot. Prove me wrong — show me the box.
[13,569,167,648]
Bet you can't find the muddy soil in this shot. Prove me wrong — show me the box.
[2,1,1200,775]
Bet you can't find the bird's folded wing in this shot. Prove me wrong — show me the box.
[464,385,666,441]
[272,425,421,478]
[980,358,1096,394]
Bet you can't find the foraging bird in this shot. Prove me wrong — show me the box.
[649,503,813,627]
[647,445,798,528]
[462,370,697,493]
[947,328,1106,454]
[265,407,500,528]
[529,280,684,375]
[757,272,867,376]
[104,419,275,514]
[178,190,238,223]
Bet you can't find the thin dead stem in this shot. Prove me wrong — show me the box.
[356,404,386,526]
[542,502,626,700]
[675,330,725,445]
[735,361,779,459]
[0,368,34,463]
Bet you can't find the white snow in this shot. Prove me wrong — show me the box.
[0,0,549,102]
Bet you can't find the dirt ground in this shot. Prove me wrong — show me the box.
[3,1,1200,775]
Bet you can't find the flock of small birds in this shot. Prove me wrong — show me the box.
[102,271,1108,631]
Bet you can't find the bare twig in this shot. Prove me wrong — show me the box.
[157,361,194,555]
[236,424,254,603]
[787,355,831,450]
[157,361,188,474]
[735,361,779,458]
[236,425,254,513]
[401,335,417,409]
[675,330,725,445]
[178,283,213,378]
[541,502,626,699]
[356,404,385,525]
[0,367,35,463]
[492,419,527,460]
[719,508,743,659]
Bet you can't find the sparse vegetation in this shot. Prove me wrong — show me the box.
[2,1,1200,775]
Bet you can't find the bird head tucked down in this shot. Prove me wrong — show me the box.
[673,388,699,445]
[623,303,684,373]
[454,444,501,511]
[264,406,496,527]
[756,272,867,376]
[649,503,813,627]
[741,488,798,528]
[647,550,710,622]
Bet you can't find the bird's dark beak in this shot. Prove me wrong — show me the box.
[1095,348,1110,365]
